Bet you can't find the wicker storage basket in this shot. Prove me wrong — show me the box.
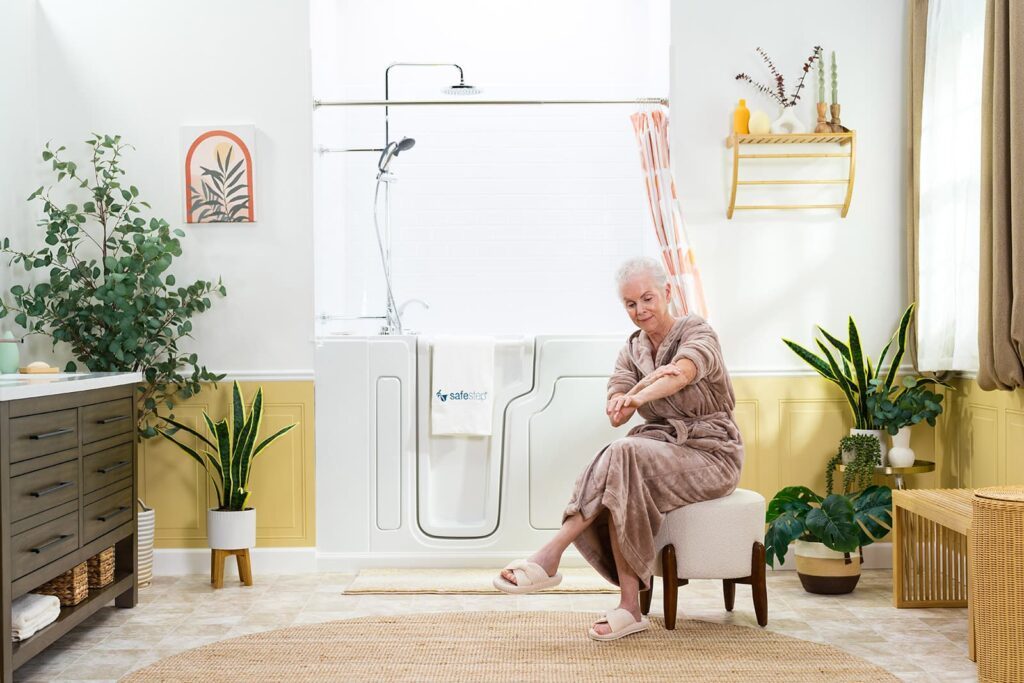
[87,547,115,589]
[971,486,1024,682]
[34,562,89,607]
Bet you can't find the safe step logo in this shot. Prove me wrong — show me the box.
[435,389,488,402]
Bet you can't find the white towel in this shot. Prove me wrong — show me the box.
[11,594,60,641]
[430,336,495,436]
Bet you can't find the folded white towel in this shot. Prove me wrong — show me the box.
[430,336,496,436]
[11,594,60,641]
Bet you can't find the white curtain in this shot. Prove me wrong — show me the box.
[917,0,986,372]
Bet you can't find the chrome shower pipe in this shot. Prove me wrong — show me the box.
[383,63,468,148]
[314,96,670,108]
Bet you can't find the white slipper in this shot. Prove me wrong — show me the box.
[492,559,563,594]
[587,607,650,642]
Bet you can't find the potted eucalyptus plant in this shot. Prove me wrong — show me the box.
[868,376,949,467]
[158,382,296,550]
[783,303,915,464]
[765,484,892,594]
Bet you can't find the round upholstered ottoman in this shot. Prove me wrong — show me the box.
[640,488,767,629]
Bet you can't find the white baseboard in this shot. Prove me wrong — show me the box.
[154,548,317,576]
[155,543,892,576]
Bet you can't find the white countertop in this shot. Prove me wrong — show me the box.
[0,372,143,402]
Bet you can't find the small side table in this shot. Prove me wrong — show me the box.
[838,459,935,490]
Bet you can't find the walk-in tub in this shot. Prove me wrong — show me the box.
[314,334,640,570]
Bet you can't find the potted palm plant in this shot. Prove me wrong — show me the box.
[158,382,295,550]
[765,484,892,594]
[782,303,916,464]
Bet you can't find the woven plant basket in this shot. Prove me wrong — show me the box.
[88,547,115,589]
[971,485,1024,682]
[35,562,89,607]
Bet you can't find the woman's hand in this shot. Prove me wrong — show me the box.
[607,393,640,427]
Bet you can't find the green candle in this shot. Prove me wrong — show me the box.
[817,50,825,104]
[831,51,838,105]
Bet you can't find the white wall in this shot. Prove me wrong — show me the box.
[671,1,908,371]
[12,0,315,374]
[312,0,669,336]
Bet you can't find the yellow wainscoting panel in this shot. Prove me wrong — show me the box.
[730,375,942,502]
[942,378,1024,489]
[139,381,315,548]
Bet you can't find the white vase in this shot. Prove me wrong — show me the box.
[207,508,256,550]
[845,428,888,465]
[888,427,916,467]
[748,110,772,135]
[770,106,807,134]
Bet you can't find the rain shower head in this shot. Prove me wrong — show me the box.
[377,136,416,173]
[443,79,481,96]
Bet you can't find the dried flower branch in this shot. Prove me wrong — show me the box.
[736,46,823,108]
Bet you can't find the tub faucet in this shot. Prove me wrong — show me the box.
[398,298,429,319]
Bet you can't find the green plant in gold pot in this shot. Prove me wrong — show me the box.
[158,382,296,550]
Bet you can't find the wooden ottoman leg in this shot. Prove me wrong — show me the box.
[751,541,768,627]
[640,577,653,615]
[236,549,254,586]
[723,579,736,611]
[662,544,678,630]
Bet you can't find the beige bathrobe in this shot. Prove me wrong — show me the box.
[563,315,743,591]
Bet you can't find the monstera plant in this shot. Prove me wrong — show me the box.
[765,484,892,594]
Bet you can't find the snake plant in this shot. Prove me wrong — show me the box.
[782,303,915,429]
[158,382,296,511]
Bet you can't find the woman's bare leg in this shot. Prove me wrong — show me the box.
[592,521,642,636]
[500,511,599,585]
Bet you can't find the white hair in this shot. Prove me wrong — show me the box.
[615,257,668,290]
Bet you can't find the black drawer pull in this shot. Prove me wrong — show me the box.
[30,534,72,554]
[97,505,131,522]
[97,460,131,474]
[28,427,74,440]
[97,415,130,425]
[30,481,74,498]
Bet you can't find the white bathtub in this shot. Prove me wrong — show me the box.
[314,334,640,570]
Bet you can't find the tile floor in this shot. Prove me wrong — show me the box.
[12,569,977,682]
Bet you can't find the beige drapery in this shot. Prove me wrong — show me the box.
[978,0,1024,390]
[906,0,928,370]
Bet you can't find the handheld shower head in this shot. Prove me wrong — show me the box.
[377,136,416,173]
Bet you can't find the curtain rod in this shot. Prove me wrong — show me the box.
[314,97,669,108]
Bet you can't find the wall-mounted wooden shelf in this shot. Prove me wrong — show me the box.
[725,131,856,219]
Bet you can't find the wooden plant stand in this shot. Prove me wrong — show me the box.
[211,549,254,589]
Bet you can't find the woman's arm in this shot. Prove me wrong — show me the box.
[614,358,698,417]
[606,392,636,428]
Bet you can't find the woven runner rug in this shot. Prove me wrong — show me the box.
[122,612,899,682]
[343,566,617,594]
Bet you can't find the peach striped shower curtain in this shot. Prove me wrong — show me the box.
[630,110,708,319]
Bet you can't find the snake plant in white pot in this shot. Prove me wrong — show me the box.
[158,382,296,550]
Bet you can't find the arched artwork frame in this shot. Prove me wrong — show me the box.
[182,125,256,223]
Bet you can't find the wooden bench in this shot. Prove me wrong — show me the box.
[891,488,975,661]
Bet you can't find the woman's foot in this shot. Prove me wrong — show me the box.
[591,603,642,636]
[500,551,559,586]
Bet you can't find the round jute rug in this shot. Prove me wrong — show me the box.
[122,612,898,682]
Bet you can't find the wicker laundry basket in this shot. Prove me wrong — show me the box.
[34,562,89,607]
[87,547,115,589]
[971,486,1024,682]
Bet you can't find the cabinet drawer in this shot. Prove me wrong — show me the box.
[11,511,79,579]
[83,443,133,493]
[83,487,133,544]
[81,398,133,444]
[9,409,79,463]
[9,458,80,523]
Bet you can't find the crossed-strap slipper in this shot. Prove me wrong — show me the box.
[587,607,650,641]
[492,559,562,594]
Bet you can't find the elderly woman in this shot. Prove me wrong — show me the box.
[493,257,743,641]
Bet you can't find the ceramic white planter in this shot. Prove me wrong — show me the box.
[207,508,256,550]
[888,426,916,467]
[137,507,156,587]
[846,428,889,465]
